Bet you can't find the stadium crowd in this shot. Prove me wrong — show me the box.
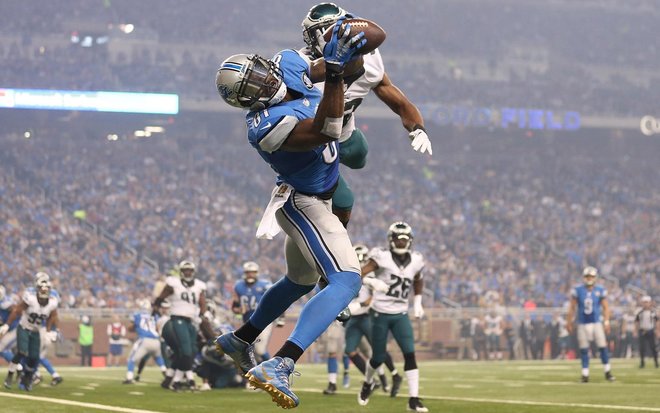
[1,0,659,116]
[0,113,657,311]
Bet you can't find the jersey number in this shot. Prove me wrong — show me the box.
[240,295,258,312]
[180,292,197,305]
[27,313,47,325]
[386,274,411,299]
[583,297,593,315]
[343,98,363,126]
[322,141,338,164]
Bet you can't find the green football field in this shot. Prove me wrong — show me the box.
[1,359,659,413]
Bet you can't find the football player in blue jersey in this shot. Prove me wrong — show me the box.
[301,3,432,228]
[214,19,367,409]
[231,262,275,363]
[123,302,167,384]
[566,266,615,383]
[0,285,19,364]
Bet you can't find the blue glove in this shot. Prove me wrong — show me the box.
[323,17,366,70]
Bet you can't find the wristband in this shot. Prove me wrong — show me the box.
[411,124,426,133]
[325,63,344,83]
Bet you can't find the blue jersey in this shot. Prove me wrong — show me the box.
[234,279,272,322]
[246,49,339,196]
[0,296,19,331]
[133,312,159,339]
[572,284,607,324]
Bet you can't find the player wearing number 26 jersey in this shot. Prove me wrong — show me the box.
[567,266,615,383]
[357,222,428,412]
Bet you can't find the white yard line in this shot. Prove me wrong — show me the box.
[0,392,166,413]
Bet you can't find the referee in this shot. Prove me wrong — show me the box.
[635,296,658,368]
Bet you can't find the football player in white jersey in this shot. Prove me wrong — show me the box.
[357,222,428,412]
[484,310,503,361]
[153,260,211,391]
[1,276,59,391]
[300,3,433,227]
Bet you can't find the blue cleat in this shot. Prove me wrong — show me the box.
[246,357,300,409]
[214,332,257,374]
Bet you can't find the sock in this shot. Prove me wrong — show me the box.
[328,356,338,375]
[165,368,174,378]
[185,370,194,381]
[40,358,55,375]
[126,371,134,380]
[603,363,611,373]
[127,358,135,374]
[365,361,377,384]
[173,369,184,383]
[234,322,262,344]
[248,277,315,331]
[329,372,337,384]
[384,352,396,373]
[580,349,590,370]
[274,340,304,362]
[287,271,360,351]
[405,368,420,397]
[343,354,350,371]
[350,354,366,374]
[377,365,385,375]
[52,372,60,379]
[582,367,589,377]
[599,347,610,365]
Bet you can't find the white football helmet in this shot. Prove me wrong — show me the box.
[388,221,414,255]
[582,266,598,286]
[216,54,286,111]
[36,280,52,301]
[242,261,259,284]
[354,244,369,264]
[179,260,196,283]
[35,272,50,285]
[302,2,353,59]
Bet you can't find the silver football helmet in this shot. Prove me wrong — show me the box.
[242,261,259,285]
[582,266,598,286]
[302,2,353,59]
[216,54,286,111]
[179,260,196,283]
[388,221,414,255]
[354,244,369,264]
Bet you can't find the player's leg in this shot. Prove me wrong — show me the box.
[136,354,149,380]
[342,353,350,388]
[360,312,390,405]
[245,193,361,408]
[183,321,199,389]
[5,327,29,388]
[338,128,368,169]
[125,339,146,383]
[253,322,274,362]
[345,317,367,375]
[323,322,343,395]
[391,314,426,411]
[594,323,614,381]
[577,324,591,381]
[21,330,41,390]
[0,329,17,363]
[331,174,354,227]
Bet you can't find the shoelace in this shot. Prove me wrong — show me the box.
[277,363,301,388]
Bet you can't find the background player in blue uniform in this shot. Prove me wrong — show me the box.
[567,266,615,382]
[231,261,274,362]
[124,304,166,383]
[214,19,366,408]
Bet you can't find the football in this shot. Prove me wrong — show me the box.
[323,18,386,55]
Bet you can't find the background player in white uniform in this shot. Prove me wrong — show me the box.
[357,222,428,412]
[484,310,503,360]
[1,277,58,391]
[300,3,432,227]
[153,260,210,391]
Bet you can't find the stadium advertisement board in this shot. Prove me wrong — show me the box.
[0,88,179,114]
[419,103,581,131]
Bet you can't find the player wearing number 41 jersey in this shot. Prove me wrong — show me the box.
[567,266,615,383]
[358,222,428,412]
[153,260,211,392]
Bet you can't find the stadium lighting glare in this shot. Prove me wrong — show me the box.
[23,131,31,139]
[121,24,135,34]
[144,126,164,133]
[106,134,118,141]
[134,130,146,137]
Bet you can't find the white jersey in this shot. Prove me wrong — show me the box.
[368,247,424,314]
[484,314,503,336]
[557,317,569,338]
[165,276,206,319]
[156,314,170,336]
[19,290,58,332]
[301,48,385,141]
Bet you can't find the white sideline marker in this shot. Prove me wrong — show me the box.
[0,392,165,413]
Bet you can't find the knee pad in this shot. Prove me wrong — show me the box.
[403,352,417,371]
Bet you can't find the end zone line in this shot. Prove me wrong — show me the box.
[295,388,660,412]
[0,392,165,413]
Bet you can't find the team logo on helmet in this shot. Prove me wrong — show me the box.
[388,221,414,255]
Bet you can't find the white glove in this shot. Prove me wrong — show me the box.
[363,277,389,293]
[0,324,9,337]
[348,301,362,314]
[413,295,425,319]
[46,331,58,342]
[409,128,432,155]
